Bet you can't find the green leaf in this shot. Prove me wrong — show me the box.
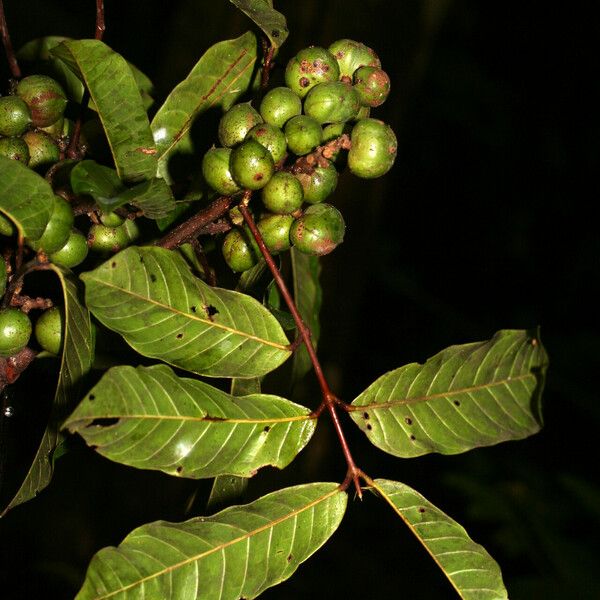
[291,249,322,382]
[51,39,157,183]
[70,160,125,203]
[229,1,289,49]
[1,267,93,516]
[80,246,291,378]
[64,364,315,478]
[350,329,547,457]
[76,482,346,599]
[370,478,508,600]
[0,156,54,240]
[151,31,258,181]
[114,178,176,219]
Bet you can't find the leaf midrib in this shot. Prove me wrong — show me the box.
[70,413,314,426]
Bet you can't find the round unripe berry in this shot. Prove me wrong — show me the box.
[328,39,381,80]
[123,219,140,243]
[222,228,258,272]
[0,136,30,164]
[259,87,302,128]
[0,308,32,357]
[262,172,304,214]
[257,214,294,254]
[290,204,345,256]
[99,211,125,227]
[285,47,340,98]
[49,229,89,268]
[202,147,241,196]
[28,195,74,254]
[88,223,130,254]
[284,115,322,156]
[218,102,263,148]
[0,96,32,136]
[16,75,67,128]
[295,161,339,204]
[303,81,361,125]
[353,66,391,107]
[34,306,64,355]
[22,131,60,171]
[245,123,287,164]
[348,118,397,179]
[229,139,274,190]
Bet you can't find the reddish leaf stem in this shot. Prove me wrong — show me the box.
[0,0,20,79]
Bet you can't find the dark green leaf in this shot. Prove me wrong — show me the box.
[371,478,508,599]
[51,40,157,183]
[76,482,346,599]
[229,0,289,48]
[0,156,54,240]
[151,32,257,181]
[114,178,176,219]
[80,246,291,378]
[70,160,124,203]
[350,330,548,457]
[1,267,93,516]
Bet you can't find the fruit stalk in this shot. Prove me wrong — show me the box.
[0,0,20,79]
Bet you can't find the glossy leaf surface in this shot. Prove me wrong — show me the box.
[151,32,257,181]
[80,246,291,378]
[51,39,157,183]
[65,364,315,478]
[229,0,289,48]
[1,267,93,515]
[0,156,54,240]
[350,330,547,457]
[372,478,508,599]
[76,482,346,599]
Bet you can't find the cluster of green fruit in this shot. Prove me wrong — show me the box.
[201,39,397,272]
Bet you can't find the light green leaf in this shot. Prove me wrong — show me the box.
[0,156,54,240]
[1,267,93,516]
[80,246,291,378]
[350,329,547,457]
[64,364,315,478]
[76,482,346,599]
[229,0,289,49]
[114,178,176,219]
[51,39,157,183]
[151,31,257,181]
[371,478,508,599]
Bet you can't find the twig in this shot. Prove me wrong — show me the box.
[291,134,351,174]
[260,37,276,91]
[0,0,20,79]
[95,0,105,41]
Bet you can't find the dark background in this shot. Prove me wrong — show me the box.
[1,1,598,598]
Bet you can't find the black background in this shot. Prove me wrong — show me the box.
[0,1,598,598]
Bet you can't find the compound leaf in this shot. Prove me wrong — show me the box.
[350,330,547,457]
[1,266,93,516]
[80,246,291,378]
[76,482,346,599]
[371,478,508,599]
[0,156,53,240]
[229,0,289,49]
[151,31,257,181]
[51,39,157,183]
[64,364,315,478]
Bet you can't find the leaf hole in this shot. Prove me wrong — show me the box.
[410,435,416,441]
[190,305,197,313]
[88,394,95,401]
[176,333,184,339]
[287,554,293,563]
[87,418,120,428]
[205,305,219,317]
[111,261,117,268]
[176,466,183,474]
[418,507,426,513]
[150,274,157,282]
[363,412,369,420]
[453,400,460,407]
[405,417,412,425]
[366,423,372,431]
[263,426,271,433]
[272,29,280,38]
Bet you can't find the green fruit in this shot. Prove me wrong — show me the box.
[16,75,67,128]
[355,105,371,121]
[262,172,304,214]
[48,229,89,268]
[0,308,32,357]
[0,136,30,164]
[353,66,391,107]
[285,47,340,99]
[88,223,130,254]
[40,116,65,137]
[123,219,140,243]
[0,96,32,136]
[295,161,338,204]
[257,214,294,254]
[202,147,241,195]
[328,39,381,80]
[34,306,64,355]
[0,258,7,298]
[99,211,125,227]
[284,115,322,156]
[218,102,263,148]
[348,118,397,179]
[0,214,14,236]
[22,131,61,171]
[290,203,345,256]
[28,195,74,254]
[245,123,287,164]
[222,228,258,272]
[259,87,302,128]
[229,139,274,190]
[303,81,361,125]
